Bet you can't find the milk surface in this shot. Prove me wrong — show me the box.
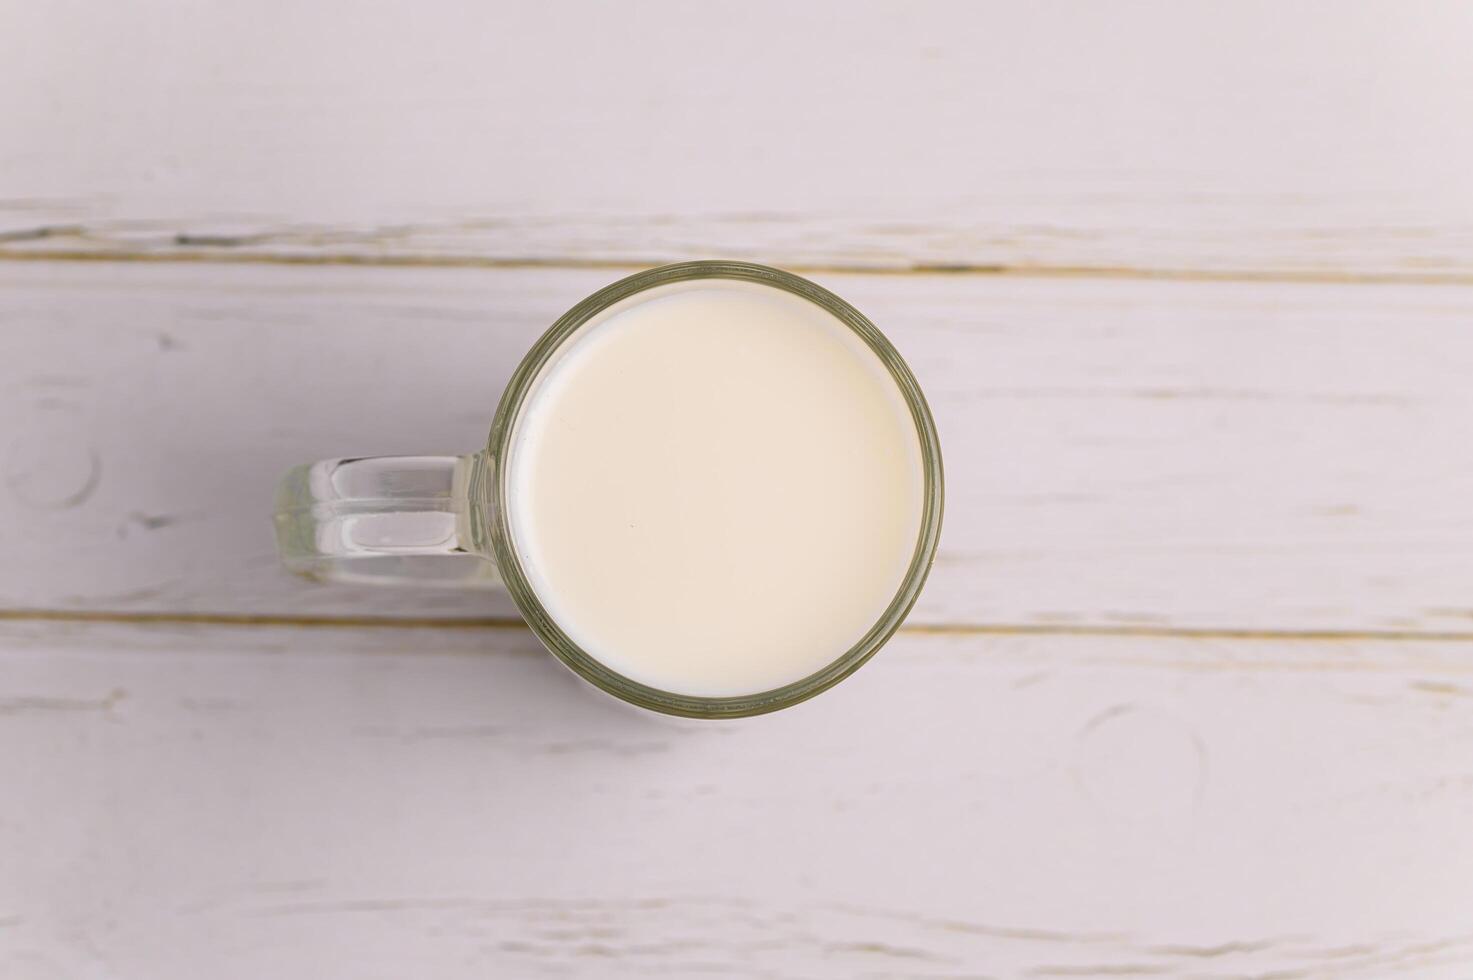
[506,279,924,697]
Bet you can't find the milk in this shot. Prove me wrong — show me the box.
[506,279,924,698]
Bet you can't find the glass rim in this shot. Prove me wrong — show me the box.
[481,260,945,718]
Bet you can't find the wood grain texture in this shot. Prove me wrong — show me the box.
[4,1,1473,279]
[2,622,1471,979]
[3,260,1471,634]
[5,3,1473,974]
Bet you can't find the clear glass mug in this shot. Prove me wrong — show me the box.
[273,261,943,717]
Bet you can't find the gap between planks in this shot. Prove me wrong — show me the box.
[3,245,1473,287]
[2,608,1471,644]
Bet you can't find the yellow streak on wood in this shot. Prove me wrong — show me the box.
[4,247,1473,286]
[1,608,1471,643]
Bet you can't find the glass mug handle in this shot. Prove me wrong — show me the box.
[272,454,501,587]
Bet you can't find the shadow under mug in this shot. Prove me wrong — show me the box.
[273,261,944,718]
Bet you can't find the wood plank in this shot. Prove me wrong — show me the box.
[2,623,1471,977]
[3,260,1471,633]
[4,1,1473,279]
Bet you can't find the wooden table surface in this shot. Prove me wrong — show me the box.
[4,3,1472,977]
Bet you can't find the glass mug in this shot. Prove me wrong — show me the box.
[274,261,943,717]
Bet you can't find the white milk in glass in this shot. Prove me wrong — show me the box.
[506,280,924,698]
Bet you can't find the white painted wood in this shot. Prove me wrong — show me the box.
[1,623,1471,979]
[5,3,1473,973]
[3,260,1471,633]
[4,1,1473,278]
